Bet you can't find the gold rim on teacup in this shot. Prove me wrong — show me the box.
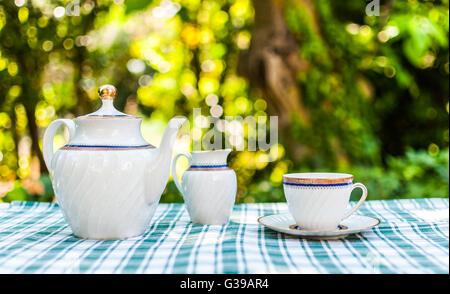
[283,172,354,185]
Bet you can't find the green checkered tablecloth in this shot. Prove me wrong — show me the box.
[0,198,448,274]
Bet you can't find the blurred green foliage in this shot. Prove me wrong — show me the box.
[0,0,448,204]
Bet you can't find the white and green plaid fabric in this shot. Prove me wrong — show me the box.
[0,198,448,274]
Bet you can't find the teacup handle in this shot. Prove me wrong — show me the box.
[342,183,368,220]
[172,153,192,197]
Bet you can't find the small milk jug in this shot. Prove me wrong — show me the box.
[172,149,237,225]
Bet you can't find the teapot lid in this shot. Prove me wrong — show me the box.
[65,85,153,150]
[78,85,136,119]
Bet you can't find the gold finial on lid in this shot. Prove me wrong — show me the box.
[98,85,117,100]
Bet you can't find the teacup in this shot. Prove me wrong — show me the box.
[282,173,368,231]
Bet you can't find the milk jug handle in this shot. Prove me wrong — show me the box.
[43,119,76,172]
[171,153,191,197]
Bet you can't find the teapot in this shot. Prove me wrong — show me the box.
[43,85,186,240]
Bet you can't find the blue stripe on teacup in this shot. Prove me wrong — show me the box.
[62,144,154,150]
[190,165,229,169]
[283,182,353,187]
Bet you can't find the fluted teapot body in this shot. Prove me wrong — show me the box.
[43,85,186,240]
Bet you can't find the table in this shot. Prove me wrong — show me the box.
[0,198,448,274]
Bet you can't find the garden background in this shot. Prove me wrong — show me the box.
[0,0,448,204]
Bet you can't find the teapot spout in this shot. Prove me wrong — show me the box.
[145,116,187,204]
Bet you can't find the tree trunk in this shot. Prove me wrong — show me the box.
[24,104,47,174]
[237,0,322,161]
[238,0,311,129]
[73,52,94,116]
[16,54,47,174]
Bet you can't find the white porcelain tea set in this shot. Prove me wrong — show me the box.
[43,85,380,240]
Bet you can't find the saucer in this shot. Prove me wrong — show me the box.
[257,213,380,240]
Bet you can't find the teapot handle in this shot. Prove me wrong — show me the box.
[171,153,191,198]
[43,119,76,172]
